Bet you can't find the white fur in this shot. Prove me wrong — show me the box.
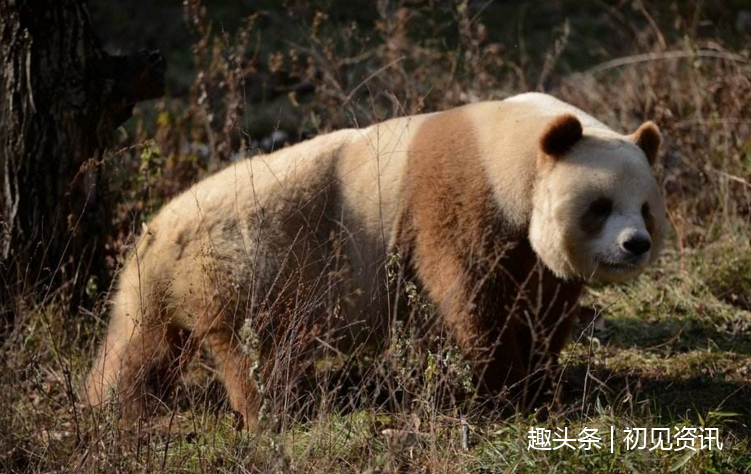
[86,93,667,420]
[526,115,666,282]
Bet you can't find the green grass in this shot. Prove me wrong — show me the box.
[3,225,750,473]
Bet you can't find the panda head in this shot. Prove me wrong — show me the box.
[529,113,667,283]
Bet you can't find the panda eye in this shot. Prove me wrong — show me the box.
[588,198,613,218]
[641,202,650,218]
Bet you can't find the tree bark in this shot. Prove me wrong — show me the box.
[0,0,165,312]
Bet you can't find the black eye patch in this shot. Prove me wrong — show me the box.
[581,197,613,235]
[642,202,654,232]
[589,198,613,218]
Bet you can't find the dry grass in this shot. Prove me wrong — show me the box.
[2,1,750,472]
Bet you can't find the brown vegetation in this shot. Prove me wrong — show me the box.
[1,1,749,472]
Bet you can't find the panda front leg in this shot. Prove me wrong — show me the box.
[444,304,534,403]
[411,263,529,403]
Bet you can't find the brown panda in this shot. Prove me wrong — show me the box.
[85,92,666,429]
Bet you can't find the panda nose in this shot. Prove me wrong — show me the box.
[622,236,651,256]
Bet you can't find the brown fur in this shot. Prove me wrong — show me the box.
[395,109,582,406]
[632,121,662,165]
[539,113,583,157]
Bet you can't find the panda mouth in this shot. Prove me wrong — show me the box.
[597,258,641,271]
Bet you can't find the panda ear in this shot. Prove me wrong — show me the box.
[632,121,662,166]
[539,113,583,158]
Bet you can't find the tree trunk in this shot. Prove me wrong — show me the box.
[0,0,165,314]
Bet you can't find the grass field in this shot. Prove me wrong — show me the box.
[4,237,750,472]
[2,1,750,472]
